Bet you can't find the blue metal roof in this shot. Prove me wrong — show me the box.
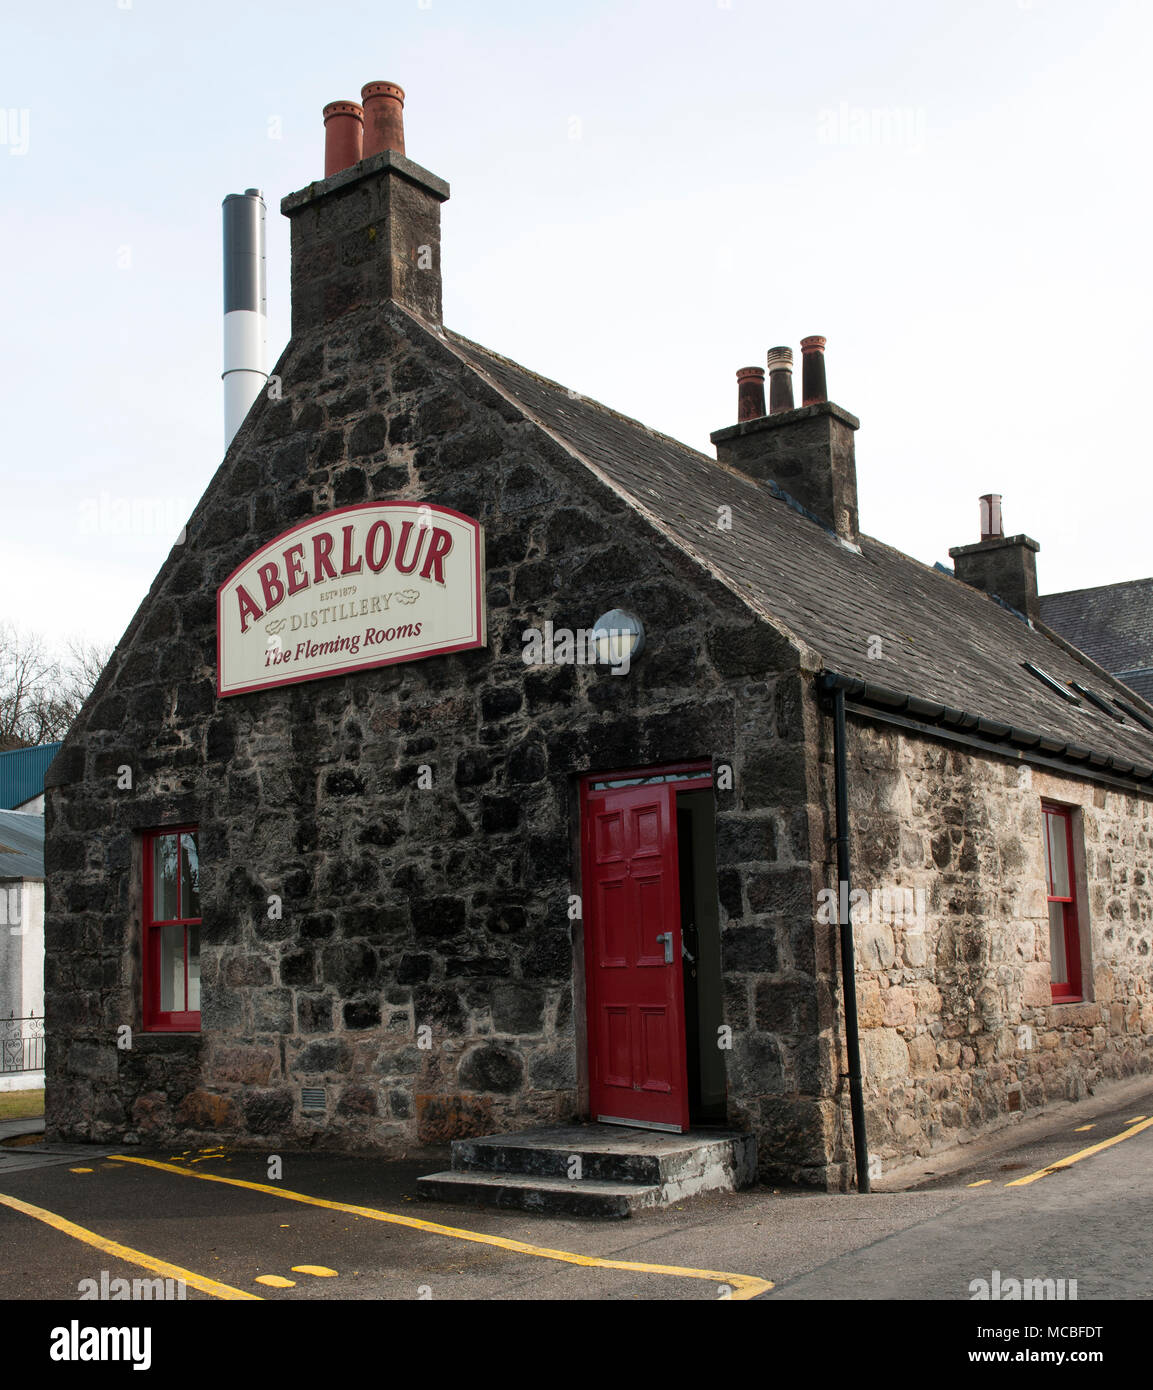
[0,808,45,878]
[0,743,62,810]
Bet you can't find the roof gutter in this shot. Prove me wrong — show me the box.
[818,671,1153,795]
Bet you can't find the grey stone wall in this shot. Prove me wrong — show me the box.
[828,719,1153,1176]
[44,301,838,1180]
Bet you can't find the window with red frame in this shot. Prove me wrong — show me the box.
[1041,804,1082,1003]
[143,827,200,1031]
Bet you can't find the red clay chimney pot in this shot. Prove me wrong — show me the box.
[800,335,828,405]
[361,81,406,158]
[736,366,766,422]
[323,100,364,177]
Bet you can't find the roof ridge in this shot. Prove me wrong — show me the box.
[1042,576,1153,601]
[439,327,820,667]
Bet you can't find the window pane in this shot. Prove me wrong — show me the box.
[187,925,200,1010]
[159,923,186,1010]
[1049,901,1068,984]
[181,833,200,919]
[153,836,179,920]
[1045,811,1070,897]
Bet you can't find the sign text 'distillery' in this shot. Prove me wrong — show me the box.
[217,503,485,696]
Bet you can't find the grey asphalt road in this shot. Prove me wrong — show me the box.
[2,1082,1151,1308]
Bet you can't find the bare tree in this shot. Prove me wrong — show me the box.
[0,624,113,751]
[59,636,114,717]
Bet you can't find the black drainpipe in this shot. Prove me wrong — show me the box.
[831,681,871,1193]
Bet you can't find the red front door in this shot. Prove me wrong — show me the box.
[581,781,690,1131]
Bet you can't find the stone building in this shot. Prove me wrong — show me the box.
[42,82,1153,1195]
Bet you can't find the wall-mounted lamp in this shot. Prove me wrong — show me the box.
[592,609,645,673]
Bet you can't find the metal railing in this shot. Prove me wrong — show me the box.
[0,1013,44,1073]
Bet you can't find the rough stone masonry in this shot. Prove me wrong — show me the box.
[832,721,1153,1170]
[43,296,839,1182]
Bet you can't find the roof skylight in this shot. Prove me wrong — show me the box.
[1022,661,1081,704]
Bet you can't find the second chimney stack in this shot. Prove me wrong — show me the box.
[950,496,1040,620]
[713,336,860,545]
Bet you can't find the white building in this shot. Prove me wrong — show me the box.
[0,809,45,1091]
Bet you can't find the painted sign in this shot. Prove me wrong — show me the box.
[217,502,485,697]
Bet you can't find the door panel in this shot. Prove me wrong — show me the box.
[582,783,689,1131]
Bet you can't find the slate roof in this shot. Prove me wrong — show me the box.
[0,743,62,811]
[1040,579,1153,705]
[445,331,1153,787]
[0,808,45,880]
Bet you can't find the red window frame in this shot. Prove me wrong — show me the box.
[142,825,201,1032]
[1042,803,1082,1003]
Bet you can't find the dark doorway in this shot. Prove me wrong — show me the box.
[676,790,727,1124]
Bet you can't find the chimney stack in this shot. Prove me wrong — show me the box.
[712,336,860,545]
[949,496,1040,620]
[281,81,449,333]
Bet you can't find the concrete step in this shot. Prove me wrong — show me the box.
[416,1168,661,1219]
[416,1123,756,1218]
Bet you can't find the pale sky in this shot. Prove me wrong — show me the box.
[2,0,1150,658]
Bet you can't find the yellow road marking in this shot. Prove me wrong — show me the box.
[1005,1115,1153,1187]
[255,1274,295,1287]
[109,1155,773,1299]
[1074,1125,1095,1132]
[966,1179,991,1187]
[0,1189,261,1300]
[1128,1116,1146,1123]
[69,1167,93,1174]
[293,1264,338,1277]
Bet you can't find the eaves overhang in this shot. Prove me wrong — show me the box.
[818,669,1153,796]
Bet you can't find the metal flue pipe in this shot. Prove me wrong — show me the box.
[222,188,268,448]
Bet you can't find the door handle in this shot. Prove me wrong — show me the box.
[655,932,673,964]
